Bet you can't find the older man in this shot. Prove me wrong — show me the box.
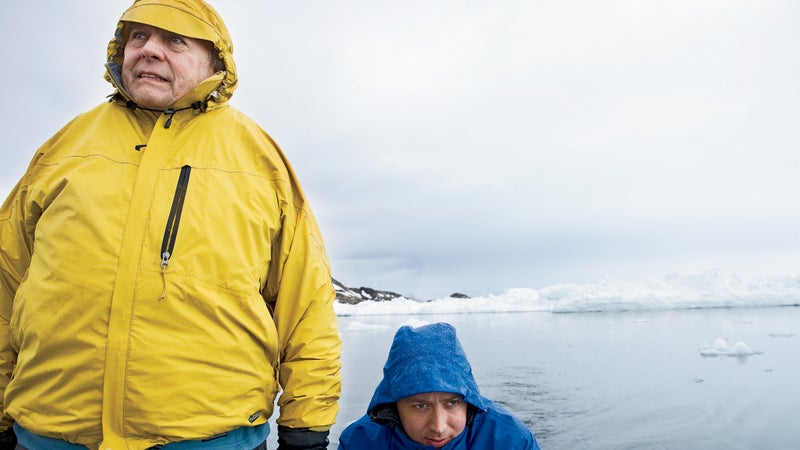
[0,1,340,449]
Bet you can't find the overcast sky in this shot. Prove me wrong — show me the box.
[2,1,799,299]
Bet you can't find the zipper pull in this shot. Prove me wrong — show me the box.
[160,251,170,301]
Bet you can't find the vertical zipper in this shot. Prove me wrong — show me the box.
[160,165,192,300]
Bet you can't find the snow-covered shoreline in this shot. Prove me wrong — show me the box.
[335,270,800,316]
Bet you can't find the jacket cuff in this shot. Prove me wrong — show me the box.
[277,425,329,449]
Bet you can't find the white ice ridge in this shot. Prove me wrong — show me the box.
[334,270,800,316]
[698,338,763,357]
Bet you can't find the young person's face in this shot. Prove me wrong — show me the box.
[397,392,468,448]
[122,23,216,109]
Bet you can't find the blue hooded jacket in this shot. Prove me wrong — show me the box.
[338,323,540,449]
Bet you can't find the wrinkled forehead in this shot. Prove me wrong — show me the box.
[120,21,213,48]
[121,21,173,38]
[120,3,219,42]
[399,392,464,403]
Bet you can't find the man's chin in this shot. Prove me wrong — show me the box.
[129,90,175,110]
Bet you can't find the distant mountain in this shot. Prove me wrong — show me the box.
[332,278,471,304]
[333,278,404,304]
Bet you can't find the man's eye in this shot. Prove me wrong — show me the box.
[131,31,147,40]
[170,35,185,45]
[413,403,427,410]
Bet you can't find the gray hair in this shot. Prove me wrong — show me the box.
[208,48,225,73]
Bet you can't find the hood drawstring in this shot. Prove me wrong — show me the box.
[111,94,207,129]
[161,102,205,128]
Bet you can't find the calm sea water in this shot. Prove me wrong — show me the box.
[267,306,799,449]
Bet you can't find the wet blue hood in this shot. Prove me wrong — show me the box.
[367,323,487,413]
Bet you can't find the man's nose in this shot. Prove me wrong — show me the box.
[140,36,166,60]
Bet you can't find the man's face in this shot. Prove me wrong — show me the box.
[121,23,215,109]
[397,392,468,449]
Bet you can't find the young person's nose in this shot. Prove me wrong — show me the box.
[428,407,448,433]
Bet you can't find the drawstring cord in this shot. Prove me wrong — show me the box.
[124,100,205,129]
[109,94,206,129]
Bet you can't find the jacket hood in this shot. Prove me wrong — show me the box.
[104,0,237,107]
[367,323,487,414]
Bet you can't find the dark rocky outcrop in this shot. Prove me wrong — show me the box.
[333,278,404,305]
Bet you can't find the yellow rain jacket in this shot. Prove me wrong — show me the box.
[0,1,341,448]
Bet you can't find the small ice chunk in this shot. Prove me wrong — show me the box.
[698,338,763,357]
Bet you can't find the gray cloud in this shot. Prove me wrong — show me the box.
[3,1,800,299]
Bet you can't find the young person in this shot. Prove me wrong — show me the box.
[339,322,540,449]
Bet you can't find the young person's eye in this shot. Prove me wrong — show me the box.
[446,398,463,408]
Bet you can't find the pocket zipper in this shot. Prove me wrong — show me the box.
[160,165,192,300]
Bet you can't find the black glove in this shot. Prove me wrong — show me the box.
[276,425,329,450]
[0,428,17,450]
